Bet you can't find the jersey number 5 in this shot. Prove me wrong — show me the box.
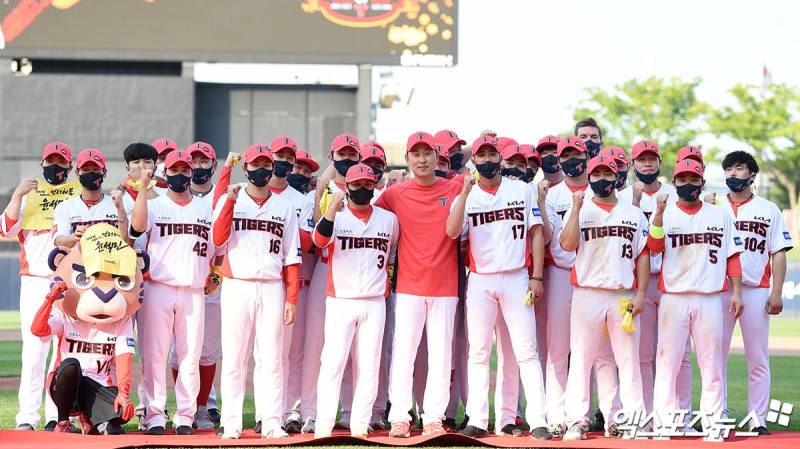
[193,242,208,257]
[709,249,718,264]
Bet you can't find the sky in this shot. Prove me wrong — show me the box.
[196,0,800,150]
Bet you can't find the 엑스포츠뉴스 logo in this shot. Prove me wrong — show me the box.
[302,0,415,28]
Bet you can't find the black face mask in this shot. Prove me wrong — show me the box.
[635,169,659,184]
[43,165,69,185]
[273,160,293,178]
[79,172,104,191]
[475,160,501,178]
[676,183,703,202]
[435,169,449,178]
[541,155,560,174]
[348,187,374,205]
[561,158,587,178]
[584,140,602,158]
[521,168,536,183]
[334,159,359,177]
[615,169,628,189]
[449,153,465,171]
[590,178,616,198]
[192,167,213,185]
[501,167,525,179]
[247,168,272,187]
[166,173,191,193]
[367,166,384,181]
[287,173,310,193]
[726,176,752,193]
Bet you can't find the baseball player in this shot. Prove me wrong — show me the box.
[522,144,540,183]
[3,141,76,431]
[375,132,462,438]
[130,150,215,435]
[436,146,451,178]
[286,149,319,194]
[446,136,550,440]
[212,144,301,439]
[434,130,468,177]
[536,135,564,187]
[152,138,178,190]
[560,155,649,441]
[300,133,362,433]
[718,151,793,434]
[620,140,693,416]
[648,159,744,431]
[575,117,604,158]
[53,149,127,249]
[165,141,224,429]
[599,147,629,191]
[359,141,388,200]
[312,164,399,438]
[678,145,704,166]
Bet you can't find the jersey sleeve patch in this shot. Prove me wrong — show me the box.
[785,231,793,240]
[126,337,136,348]
[734,236,743,246]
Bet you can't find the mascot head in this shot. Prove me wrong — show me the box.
[48,224,148,324]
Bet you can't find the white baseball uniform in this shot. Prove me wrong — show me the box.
[455,178,547,431]
[136,195,214,429]
[563,198,648,427]
[719,194,793,427]
[620,184,693,414]
[52,195,120,238]
[651,201,744,424]
[213,187,301,436]
[2,194,61,427]
[313,204,398,434]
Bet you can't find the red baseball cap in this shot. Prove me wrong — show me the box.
[345,163,377,184]
[76,148,106,170]
[360,142,387,165]
[362,139,385,152]
[41,141,72,162]
[599,147,628,166]
[269,136,298,156]
[497,137,519,151]
[152,138,178,156]
[331,133,360,154]
[673,158,705,178]
[164,150,194,169]
[587,154,618,174]
[631,139,660,160]
[501,145,528,163]
[677,145,703,164]
[556,135,586,156]
[471,135,501,156]
[243,144,274,164]
[434,130,466,153]
[295,149,320,172]
[518,144,541,165]
[406,131,437,153]
[536,135,560,151]
[187,141,216,160]
[437,145,451,164]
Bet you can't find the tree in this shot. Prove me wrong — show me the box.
[709,82,800,238]
[573,77,711,174]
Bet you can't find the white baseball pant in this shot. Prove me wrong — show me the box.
[543,265,572,425]
[300,261,328,420]
[564,287,644,427]
[388,294,458,425]
[138,282,205,428]
[280,282,310,422]
[316,296,386,434]
[493,312,520,431]
[640,274,693,414]
[412,331,428,418]
[375,293,395,417]
[721,286,770,428]
[168,289,222,368]
[16,275,57,427]
[654,292,724,424]
[219,277,285,435]
[465,269,547,430]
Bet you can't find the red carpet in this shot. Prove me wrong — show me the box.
[2,429,798,449]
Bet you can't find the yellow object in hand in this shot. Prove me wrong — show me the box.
[230,153,241,167]
[618,298,636,333]
[524,290,533,306]
[471,170,480,182]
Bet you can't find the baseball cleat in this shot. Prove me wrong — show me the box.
[15,423,35,431]
[262,426,289,439]
[176,425,194,435]
[44,421,57,432]
[351,427,370,439]
[753,426,772,436]
[605,423,623,438]
[208,408,221,425]
[422,420,446,435]
[459,425,489,438]
[102,421,125,435]
[531,426,554,440]
[499,423,522,437]
[301,418,316,433]
[53,421,72,433]
[588,409,605,432]
[77,413,98,435]
[194,406,215,429]
[442,417,457,432]
[137,413,147,431]
[146,425,165,435]
[389,421,411,438]
[369,411,387,430]
[284,418,302,434]
[220,427,240,439]
[548,423,567,436]
[563,423,588,441]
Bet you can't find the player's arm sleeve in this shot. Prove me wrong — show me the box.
[52,202,71,239]
[297,196,315,253]
[282,210,303,267]
[31,290,65,338]
[212,197,235,247]
[726,252,742,277]
[312,217,335,248]
[527,188,544,228]
[1,195,25,238]
[770,205,794,254]
[211,165,233,209]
